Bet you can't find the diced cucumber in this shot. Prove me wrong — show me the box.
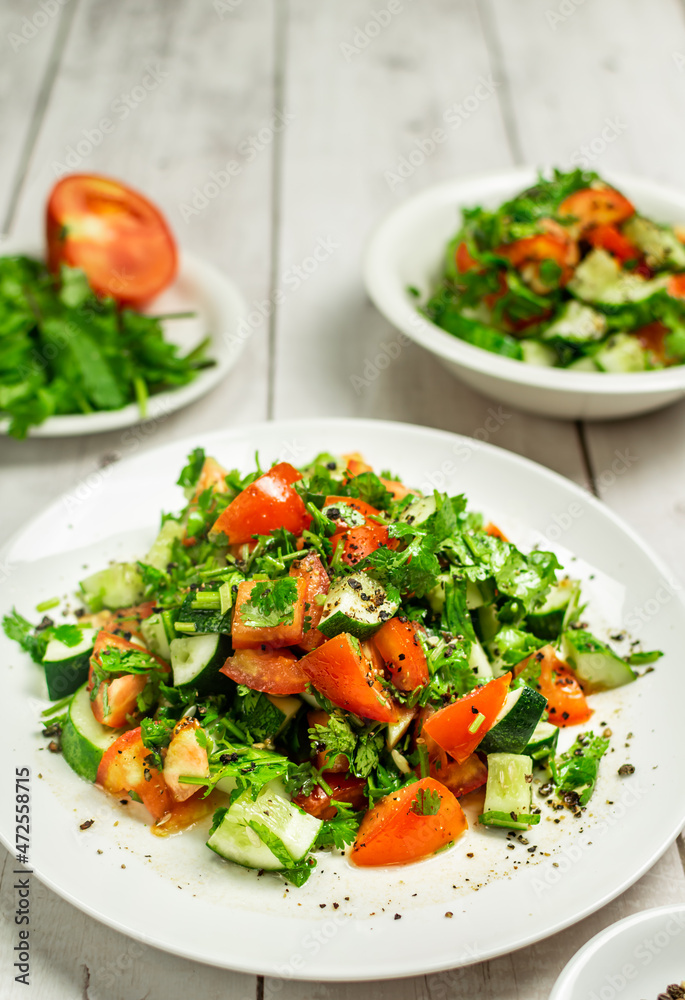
[595,333,647,373]
[469,637,493,682]
[565,355,600,372]
[207,781,321,871]
[174,590,233,635]
[569,249,668,306]
[479,753,539,831]
[144,519,185,572]
[526,579,581,642]
[170,633,232,691]
[61,683,124,783]
[520,339,557,366]
[79,563,144,612]
[42,625,96,699]
[399,495,437,529]
[541,301,607,344]
[140,614,171,661]
[318,572,399,640]
[524,720,559,762]
[265,695,302,735]
[561,629,636,693]
[623,215,685,270]
[479,686,547,755]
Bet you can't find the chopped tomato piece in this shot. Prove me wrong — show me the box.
[96,727,172,821]
[373,618,429,692]
[343,452,374,477]
[515,644,592,727]
[220,646,307,695]
[422,673,512,763]
[211,463,310,545]
[380,476,413,501]
[152,789,223,837]
[289,552,330,651]
[426,753,488,798]
[162,718,209,802]
[559,186,635,234]
[294,773,367,820]
[455,240,479,274]
[231,577,307,649]
[46,174,177,306]
[324,495,383,526]
[668,274,685,300]
[350,777,467,867]
[88,630,161,728]
[308,709,349,771]
[193,457,229,501]
[301,633,398,723]
[634,321,670,366]
[586,224,640,264]
[331,523,389,566]
[484,522,508,542]
[500,229,575,291]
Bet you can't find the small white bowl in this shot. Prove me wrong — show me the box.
[364,169,685,421]
[550,904,685,1000]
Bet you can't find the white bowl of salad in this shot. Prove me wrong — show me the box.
[364,168,685,420]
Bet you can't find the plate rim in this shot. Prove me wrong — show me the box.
[2,415,685,981]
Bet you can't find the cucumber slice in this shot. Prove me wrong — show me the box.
[266,695,302,735]
[524,720,559,762]
[568,249,668,306]
[207,781,321,871]
[144,519,185,572]
[79,563,144,612]
[526,579,581,642]
[42,626,96,699]
[399,495,437,529]
[140,614,171,661]
[565,356,599,372]
[561,629,636,693]
[479,752,539,831]
[541,301,607,344]
[520,339,557,366]
[595,333,648,373]
[623,215,685,270]
[318,572,399,640]
[479,686,547,755]
[61,683,124,783]
[170,633,232,691]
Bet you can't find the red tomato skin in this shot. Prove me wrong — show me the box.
[372,618,429,692]
[331,523,389,567]
[380,477,412,501]
[350,777,467,867]
[300,633,398,723]
[96,727,172,821]
[294,774,367,820]
[558,186,635,233]
[634,321,670,366]
[586,224,639,263]
[668,274,685,300]
[231,577,307,649]
[342,452,374,477]
[455,241,479,274]
[211,463,309,545]
[46,174,177,306]
[323,495,382,525]
[422,673,512,763]
[515,645,592,728]
[219,646,308,695]
[484,522,509,542]
[289,552,330,651]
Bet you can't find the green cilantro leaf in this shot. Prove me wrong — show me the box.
[240,578,298,628]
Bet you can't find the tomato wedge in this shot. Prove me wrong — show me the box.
[455,240,479,274]
[380,477,412,501]
[586,224,639,264]
[668,274,685,300]
[331,523,389,567]
[96,727,172,821]
[558,186,635,233]
[350,777,467,867]
[342,452,374,477]
[162,718,209,803]
[211,463,309,544]
[300,633,398,723]
[231,577,307,649]
[372,618,429,692]
[484,522,508,542]
[289,552,330,651]
[220,646,308,695]
[426,753,488,798]
[516,644,592,727]
[294,773,367,820]
[422,673,512,763]
[88,630,161,728]
[46,174,177,306]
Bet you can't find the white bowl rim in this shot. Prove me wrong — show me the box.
[364,166,685,396]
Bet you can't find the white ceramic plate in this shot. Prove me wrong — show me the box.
[551,905,685,1000]
[0,240,247,437]
[1,418,684,981]
[364,169,685,420]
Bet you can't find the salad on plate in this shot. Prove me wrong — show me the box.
[422,168,685,372]
[3,450,658,886]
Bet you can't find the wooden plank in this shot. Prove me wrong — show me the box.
[271,0,589,488]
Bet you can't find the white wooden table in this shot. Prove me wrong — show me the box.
[2,1,685,995]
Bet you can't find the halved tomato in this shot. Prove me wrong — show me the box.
[219,646,308,695]
[46,174,177,306]
[586,224,639,264]
[515,644,592,727]
[96,727,172,821]
[231,577,307,648]
[294,773,367,820]
[300,633,398,723]
[372,617,429,692]
[558,186,635,234]
[350,777,467,867]
[211,463,309,544]
[289,552,330,651]
[162,718,209,802]
[422,673,512,763]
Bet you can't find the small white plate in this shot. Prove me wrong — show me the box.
[0,241,248,437]
[364,169,685,420]
[551,905,685,1000]
[1,418,684,980]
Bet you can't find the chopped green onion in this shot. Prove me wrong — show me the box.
[468,712,486,734]
[41,694,72,718]
[174,621,197,634]
[36,597,59,612]
[133,376,148,418]
[219,581,234,616]
[191,592,221,610]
